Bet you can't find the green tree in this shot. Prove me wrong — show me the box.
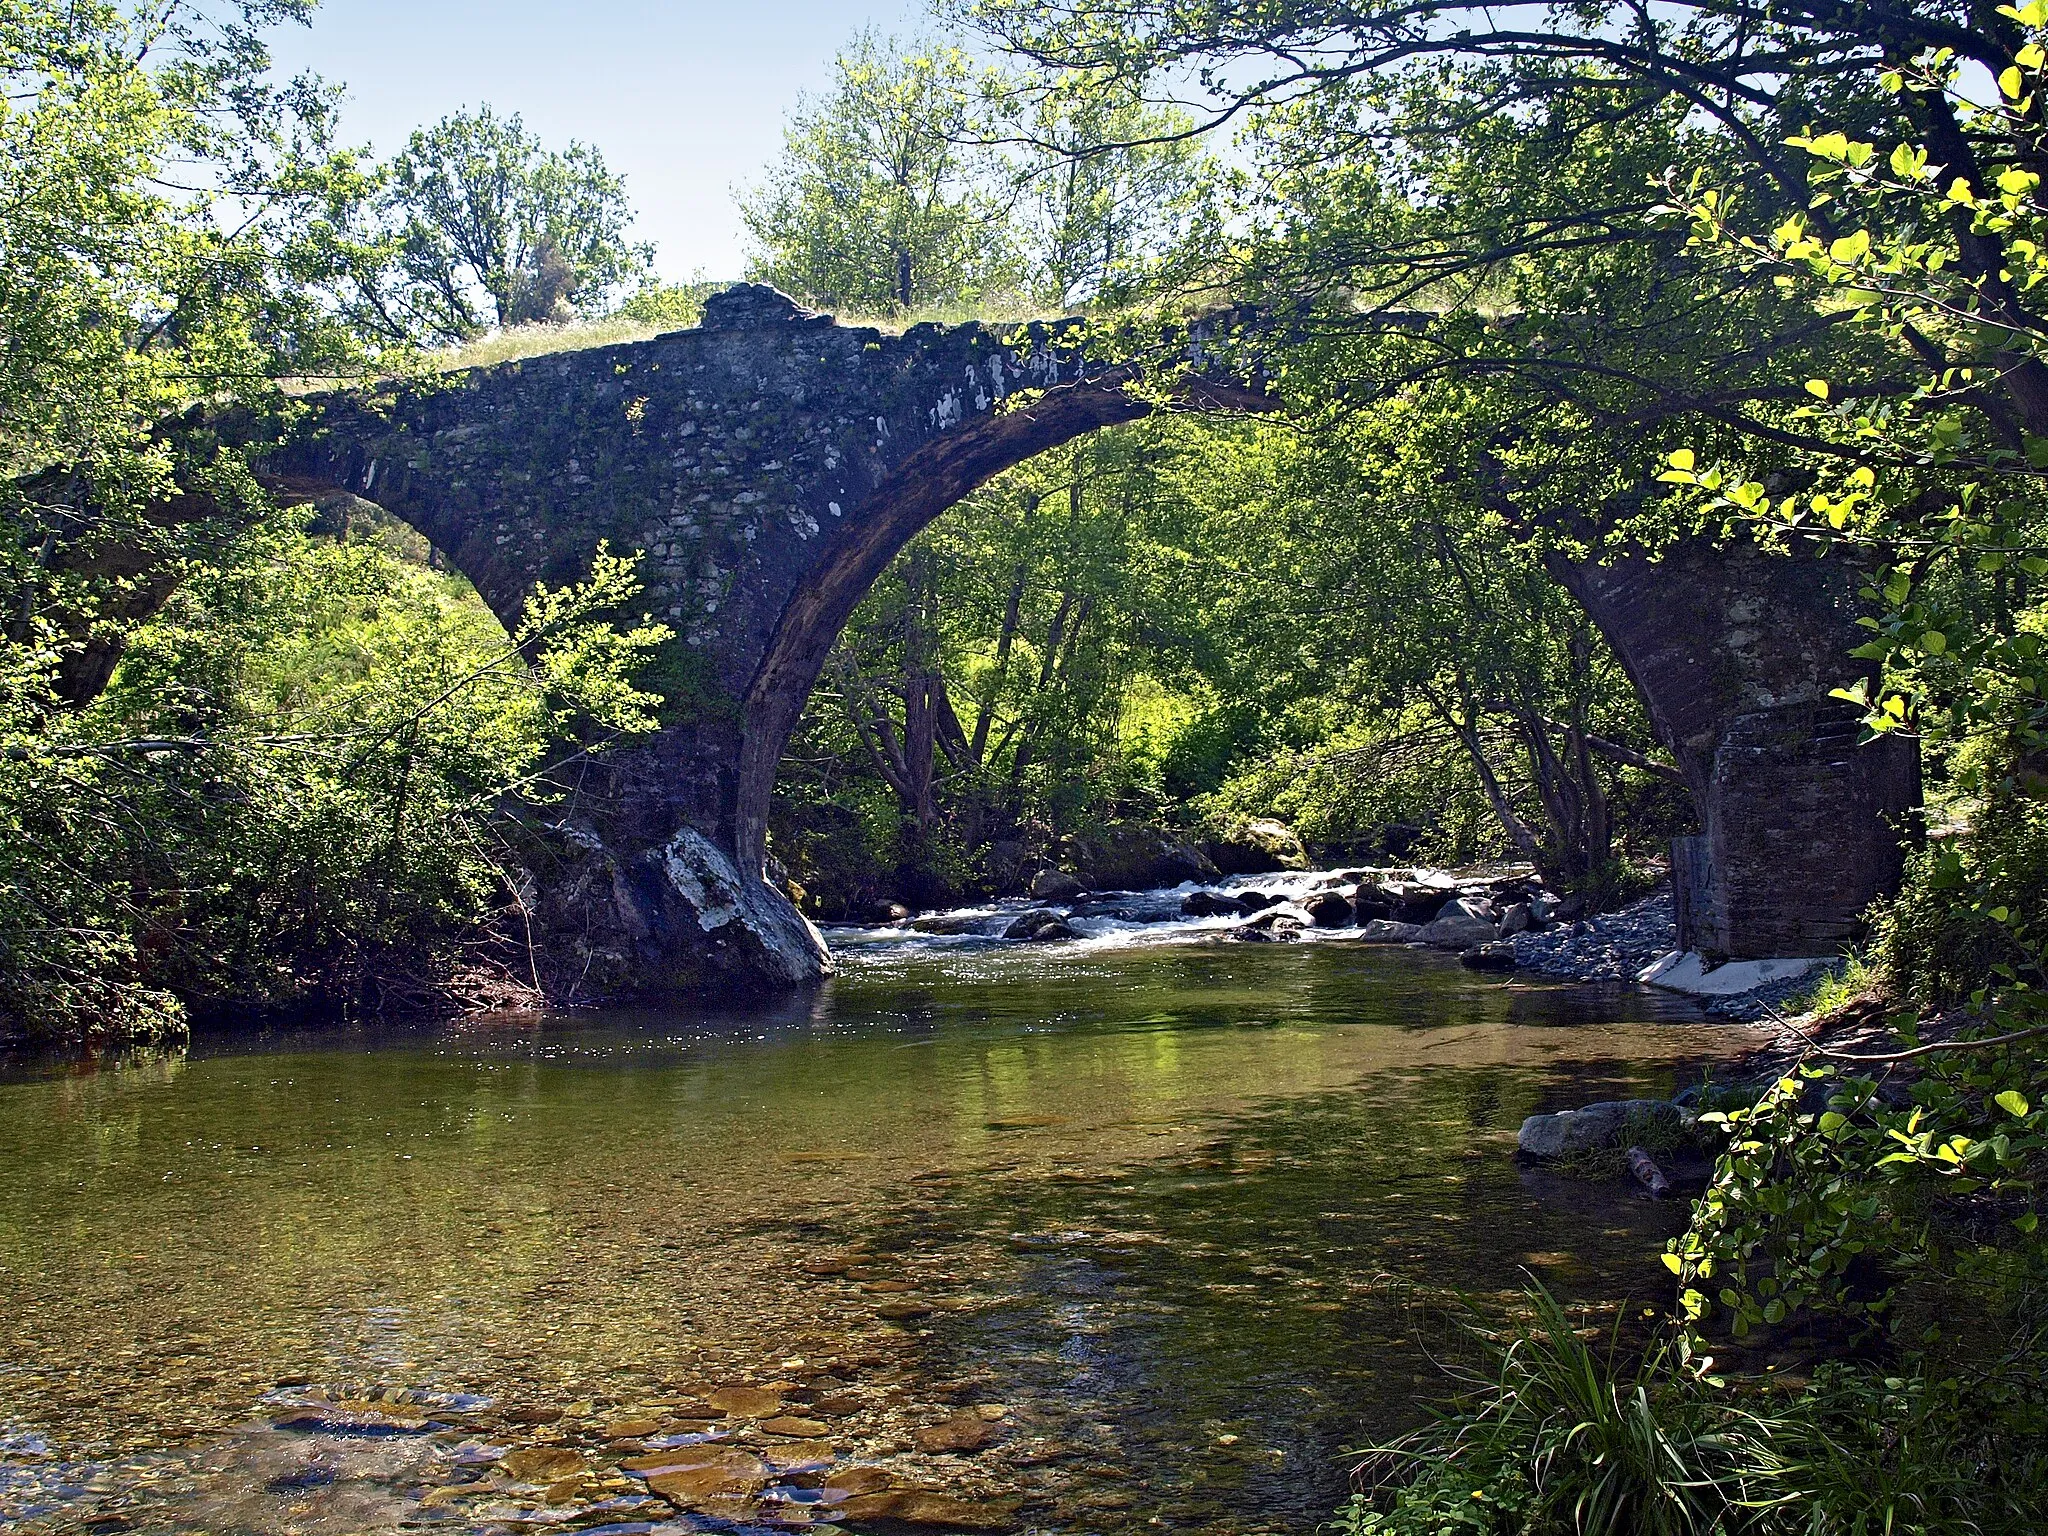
[382,104,654,340]
[1010,89,1215,308]
[0,526,669,1041]
[0,3,673,1042]
[953,3,2048,1494]
[0,0,396,706]
[774,419,1219,909]
[1640,11,2048,1350]
[740,32,1018,314]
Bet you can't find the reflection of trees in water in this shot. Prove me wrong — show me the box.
[872,1061,1692,1531]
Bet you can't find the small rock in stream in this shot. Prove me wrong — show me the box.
[1001,908,1066,940]
[705,1386,785,1418]
[1517,1099,1685,1160]
[912,1412,999,1454]
[1302,890,1355,927]
[760,1415,832,1438]
[496,1446,585,1483]
[1460,940,1518,971]
[1357,919,1423,943]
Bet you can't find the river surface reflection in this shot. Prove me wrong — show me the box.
[0,935,1756,1534]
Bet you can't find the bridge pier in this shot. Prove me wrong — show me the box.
[1559,540,1920,959]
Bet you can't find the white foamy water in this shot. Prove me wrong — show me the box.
[822,866,1501,958]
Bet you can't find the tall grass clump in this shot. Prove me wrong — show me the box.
[1340,1287,1780,1536]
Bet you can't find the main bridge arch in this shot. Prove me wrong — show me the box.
[260,283,1916,1001]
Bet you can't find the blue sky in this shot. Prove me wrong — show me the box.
[268,1,926,283]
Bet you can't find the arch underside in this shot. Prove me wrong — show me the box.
[732,377,1153,870]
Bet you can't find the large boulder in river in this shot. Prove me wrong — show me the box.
[1062,822,1218,891]
[1518,1100,1683,1160]
[1303,890,1355,928]
[1030,869,1085,902]
[1418,897,1500,949]
[1204,817,1309,875]
[1182,890,1249,918]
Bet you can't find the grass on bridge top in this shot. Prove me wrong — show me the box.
[426,295,1075,373]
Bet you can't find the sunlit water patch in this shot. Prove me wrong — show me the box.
[0,936,1755,1534]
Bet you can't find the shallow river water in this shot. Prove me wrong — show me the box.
[0,912,1758,1536]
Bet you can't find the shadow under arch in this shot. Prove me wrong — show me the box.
[731,373,1162,872]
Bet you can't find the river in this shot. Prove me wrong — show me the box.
[0,891,1756,1535]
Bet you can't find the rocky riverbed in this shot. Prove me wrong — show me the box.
[1508,892,1678,982]
[0,949,1739,1536]
[836,869,1830,1024]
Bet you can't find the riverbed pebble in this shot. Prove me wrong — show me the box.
[1699,961,1846,1020]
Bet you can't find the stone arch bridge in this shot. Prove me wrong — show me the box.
[232,284,1915,997]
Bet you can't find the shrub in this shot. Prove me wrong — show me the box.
[0,526,668,1040]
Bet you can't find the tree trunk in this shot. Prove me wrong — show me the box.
[971,561,1027,761]
[900,548,940,835]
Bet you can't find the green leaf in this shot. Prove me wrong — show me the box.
[1806,379,1830,399]
[1996,1090,2031,1117]
[1828,230,1871,263]
[1661,1252,1684,1273]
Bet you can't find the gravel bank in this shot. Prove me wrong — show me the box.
[1508,892,1677,981]
[1505,888,1841,1021]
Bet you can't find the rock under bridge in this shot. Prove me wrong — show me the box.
[239,283,1913,998]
